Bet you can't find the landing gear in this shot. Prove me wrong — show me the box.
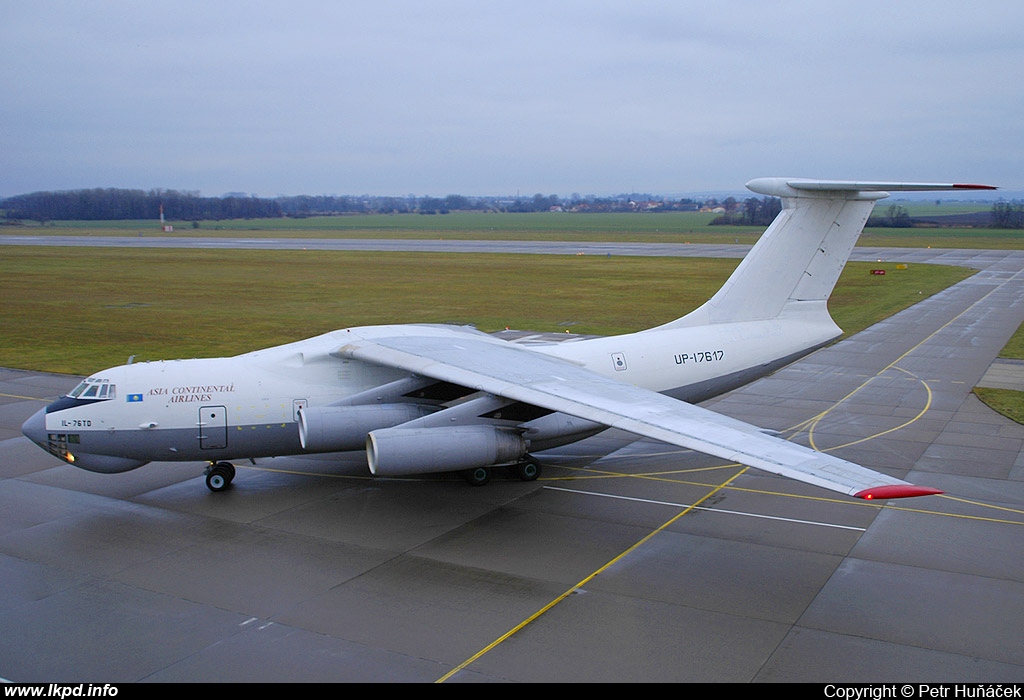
[205,461,236,492]
[462,466,491,487]
[510,455,542,482]
[462,456,542,486]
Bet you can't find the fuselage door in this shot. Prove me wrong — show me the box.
[198,405,228,450]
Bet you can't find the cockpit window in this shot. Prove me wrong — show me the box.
[67,378,116,401]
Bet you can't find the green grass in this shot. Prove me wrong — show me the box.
[9,211,1022,248]
[997,321,1024,360]
[10,211,726,235]
[973,387,1024,424]
[971,321,1024,425]
[0,246,972,375]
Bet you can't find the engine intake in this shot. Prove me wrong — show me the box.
[367,425,528,476]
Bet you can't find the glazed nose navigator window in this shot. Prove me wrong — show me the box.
[67,377,116,400]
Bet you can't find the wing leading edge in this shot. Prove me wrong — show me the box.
[334,328,941,500]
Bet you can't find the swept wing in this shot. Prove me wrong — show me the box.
[335,328,940,500]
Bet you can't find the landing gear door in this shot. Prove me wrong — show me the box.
[198,406,228,450]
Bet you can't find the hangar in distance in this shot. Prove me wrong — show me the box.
[21,177,996,499]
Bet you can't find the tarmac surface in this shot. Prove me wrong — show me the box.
[979,358,1024,391]
[1,238,1023,682]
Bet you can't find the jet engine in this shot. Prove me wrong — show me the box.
[297,404,426,453]
[366,425,528,476]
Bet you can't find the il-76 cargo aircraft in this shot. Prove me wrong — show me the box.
[22,177,996,498]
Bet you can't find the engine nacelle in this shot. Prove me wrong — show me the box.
[520,412,606,451]
[297,404,426,453]
[367,425,528,477]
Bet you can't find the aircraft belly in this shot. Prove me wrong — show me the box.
[61,421,304,463]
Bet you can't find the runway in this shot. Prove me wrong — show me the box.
[1,238,1023,682]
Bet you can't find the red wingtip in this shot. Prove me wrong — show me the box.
[952,183,998,190]
[855,485,944,500]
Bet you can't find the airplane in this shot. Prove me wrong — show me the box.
[21,177,997,499]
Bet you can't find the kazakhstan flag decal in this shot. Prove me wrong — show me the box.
[127,394,143,403]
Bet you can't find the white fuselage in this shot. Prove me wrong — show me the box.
[22,311,839,474]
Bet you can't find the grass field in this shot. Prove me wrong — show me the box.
[974,387,1024,424]
[0,246,973,375]
[8,209,1022,248]
[972,321,1024,424]
[997,321,1024,359]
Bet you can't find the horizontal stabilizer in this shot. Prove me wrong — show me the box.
[747,178,997,199]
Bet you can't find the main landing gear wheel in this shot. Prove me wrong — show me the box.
[462,466,491,487]
[205,461,236,492]
[510,456,542,482]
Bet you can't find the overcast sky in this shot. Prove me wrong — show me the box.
[2,1,1021,198]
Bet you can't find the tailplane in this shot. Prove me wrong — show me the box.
[661,178,996,329]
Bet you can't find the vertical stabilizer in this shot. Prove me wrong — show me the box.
[660,178,996,329]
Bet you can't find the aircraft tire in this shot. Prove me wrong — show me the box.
[512,457,541,482]
[206,463,234,492]
[217,461,236,482]
[462,467,491,487]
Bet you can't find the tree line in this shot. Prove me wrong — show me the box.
[991,201,1024,229]
[1,188,709,222]
[1,188,282,222]
[708,196,783,226]
[3,188,1018,228]
[866,205,913,228]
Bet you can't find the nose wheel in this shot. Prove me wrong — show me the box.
[205,461,236,492]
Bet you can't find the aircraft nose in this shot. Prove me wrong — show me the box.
[22,407,47,446]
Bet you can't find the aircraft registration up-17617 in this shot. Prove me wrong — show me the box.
[21,177,997,498]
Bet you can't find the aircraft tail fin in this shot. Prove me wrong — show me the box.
[661,178,995,329]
